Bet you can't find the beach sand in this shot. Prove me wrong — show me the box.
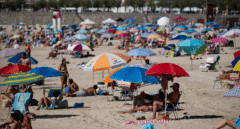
[0,26,239,129]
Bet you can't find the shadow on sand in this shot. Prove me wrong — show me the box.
[37,115,79,119]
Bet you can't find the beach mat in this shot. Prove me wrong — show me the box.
[123,120,173,125]
[46,58,59,60]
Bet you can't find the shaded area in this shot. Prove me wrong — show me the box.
[37,115,79,119]
[178,115,224,120]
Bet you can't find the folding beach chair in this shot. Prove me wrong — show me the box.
[40,89,65,109]
[199,56,220,72]
[163,91,183,120]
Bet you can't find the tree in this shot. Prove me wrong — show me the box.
[47,0,58,9]
[114,0,122,13]
[58,0,70,7]
[102,0,114,12]
[82,0,91,8]
[146,0,154,12]
[93,0,101,9]
[71,0,81,8]
[157,0,172,13]
[36,0,47,9]
[124,0,136,12]
[14,0,26,10]
[136,0,145,13]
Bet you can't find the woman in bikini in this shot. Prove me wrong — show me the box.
[1,85,17,103]
[58,58,69,90]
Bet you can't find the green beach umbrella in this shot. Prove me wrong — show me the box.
[0,72,45,86]
[156,28,166,32]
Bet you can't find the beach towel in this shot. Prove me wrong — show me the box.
[140,123,155,129]
[123,120,173,125]
[236,118,240,129]
[12,93,31,114]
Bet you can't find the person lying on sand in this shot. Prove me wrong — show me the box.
[208,116,239,129]
[65,85,98,97]
[1,85,17,103]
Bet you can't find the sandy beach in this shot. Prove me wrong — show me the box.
[0,25,239,129]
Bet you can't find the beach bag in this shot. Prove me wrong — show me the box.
[236,118,240,129]
[1,99,10,107]
[65,86,70,93]
[58,100,68,109]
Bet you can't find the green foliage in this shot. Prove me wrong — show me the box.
[82,0,91,8]
[157,0,172,7]
[29,4,36,9]
[146,0,154,7]
[58,0,70,7]
[136,0,145,7]
[14,0,26,10]
[36,0,47,8]
[93,0,101,8]
[71,0,81,8]
[124,0,135,7]
[47,0,58,9]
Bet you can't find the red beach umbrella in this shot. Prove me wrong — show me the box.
[0,64,31,75]
[145,63,189,78]
[108,29,116,33]
[234,50,240,59]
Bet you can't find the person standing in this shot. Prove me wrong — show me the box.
[58,58,69,90]
[26,42,31,57]
[18,53,31,68]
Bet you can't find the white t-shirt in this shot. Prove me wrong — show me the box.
[14,44,19,49]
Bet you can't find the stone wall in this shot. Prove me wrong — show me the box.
[0,11,239,27]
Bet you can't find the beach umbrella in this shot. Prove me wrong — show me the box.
[156,28,166,32]
[11,35,21,39]
[224,85,240,97]
[0,48,23,58]
[172,16,187,21]
[73,44,93,52]
[138,27,147,31]
[36,24,41,27]
[90,28,99,33]
[177,39,206,71]
[209,37,228,43]
[79,29,88,34]
[108,29,116,33]
[205,22,213,26]
[45,32,55,35]
[146,63,189,78]
[201,28,212,32]
[8,54,38,65]
[144,23,153,27]
[115,30,123,35]
[110,67,160,84]
[97,29,107,34]
[147,34,161,39]
[80,19,95,25]
[124,17,137,23]
[222,29,240,38]
[129,28,139,32]
[134,35,141,42]
[0,72,45,86]
[79,41,90,46]
[101,33,115,39]
[184,29,197,33]
[126,48,156,57]
[141,32,158,38]
[103,67,122,83]
[211,25,221,29]
[177,38,206,55]
[146,63,189,115]
[192,32,203,36]
[174,25,188,31]
[234,50,240,59]
[83,53,128,72]
[116,27,125,31]
[111,52,131,63]
[124,63,151,69]
[27,67,62,78]
[117,33,130,38]
[230,26,240,30]
[157,17,170,26]
[195,23,204,27]
[63,36,76,41]
[0,64,31,76]
[171,32,191,40]
[73,34,90,40]
[231,56,240,68]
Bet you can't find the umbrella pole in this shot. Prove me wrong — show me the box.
[191,59,193,72]
[124,87,126,105]
[133,90,134,109]
[92,72,94,84]
[102,71,104,81]
[165,89,167,116]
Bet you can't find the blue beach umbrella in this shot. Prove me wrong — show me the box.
[144,23,153,27]
[177,38,206,55]
[45,32,55,35]
[100,33,115,38]
[116,27,125,31]
[219,31,228,36]
[110,67,160,84]
[27,67,63,78]
[73,34,90,40]
[201,28,213,32]
[224,85,240,97]
[205,22,213,26]
[63,36,77,41]
[126,48,156,57]
[141,32,158,38]
[79,29,88,34]
[97,29,107,34]
[184,29,197,33]
[138,27,147,31]
[211,21,218,25]
[230,26,240,30]
[171,32,191,40]
[124,17,137,23]
[8,54,38,64]
[211,25,221,29]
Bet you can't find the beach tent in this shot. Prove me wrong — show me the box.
[116,18,124,22]
[124,17,137,23]
[80,19,95,25]
[172,16,187,21]
[102,18,116,24]
[157,17,170,26]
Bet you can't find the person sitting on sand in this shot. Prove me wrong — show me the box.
[36,90,61,110]
[17,53,31,68]
[208,116,239,129]
[68,78,79,93]
[46,48,58,59]
[149,83,180,120]
[66,85,98,97]
[1,85,17,103]
[0,110,32,129]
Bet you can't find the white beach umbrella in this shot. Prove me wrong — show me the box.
[80,19,95,25]
[102,18,117,24]
[222,29,240,38]
[157,17,170,26]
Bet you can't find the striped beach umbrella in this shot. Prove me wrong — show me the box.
[224,85,240,97]
[134,35,141,42]
[130,28,139,32]
[0,72,45,86]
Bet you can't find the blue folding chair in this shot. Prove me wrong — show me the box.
[40,89,63,109]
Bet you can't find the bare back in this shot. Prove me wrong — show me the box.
[85,87,97,96]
